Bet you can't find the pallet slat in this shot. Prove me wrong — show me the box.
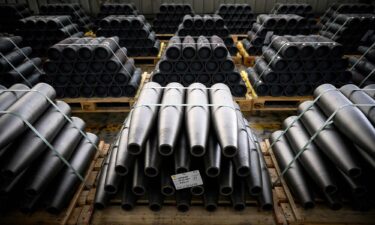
[67,207,83,225]
[91,205,276,225]
[132,42,166,65]
[60,72,149,113]
[156,33,173,40]
[234,93,252,112]
[240,70,313,112]
[252,96,313,112]
[82,137,289,225]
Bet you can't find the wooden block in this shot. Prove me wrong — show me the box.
[78,190,89,206]
[86,171,99,189]
[94,158,104,171]
[235,100,252,112]
[272,190,288,225]
[268,168,278,185]
[275,187,287,203]
[67,207,83,225]
[99,144,110,157]
[77,205,94,225]
[280,203,296,224]
[81,102,96,111]
[264,155,273,168]
[87,188,97,204]
[156,33,173,40]
[260,142,270,156]
[232,35,238,43]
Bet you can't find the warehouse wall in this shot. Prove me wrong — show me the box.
[20,0,373,16]
[105,0,367,15]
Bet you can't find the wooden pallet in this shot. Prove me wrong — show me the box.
[132,42,166,65]
[265,139,375,225]
[260,141,289,225]
[241,70,313,112]
[67,143,110,225]
[80,140,287,225]
[60,72,149,113]
[62,97,136,113]
[156,33,174,40]
[234,93,252,112]
[0,141,108,225]
[251,95,313,112]
[92,205,277,225]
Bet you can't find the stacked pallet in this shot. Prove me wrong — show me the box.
[270,83,375,211]
[0,3,32,33]
[151,35,246,96]
[0,83,99,214]
[94,3,138,31]
[39,3,92,31]
[177,14,237,55]
[320,14,375,53]
[0,36,42,87]
[320,3,374,24]
[153,3,194,34]
[16,15,83,56]
[97,15,161,56]
[246,35,351,96]
[94,82,273,212]
[215,4,255,34]
[319,3,375,53]
[270,3,319,34]
[271,3,313,14]
[43,37,142,98]
[348,33,375,86]
[242,14,313,55]
[98,3,138,16]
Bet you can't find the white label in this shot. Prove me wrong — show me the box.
[171,170,203,190]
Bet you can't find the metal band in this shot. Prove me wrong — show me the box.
[359,69,375,87]
[0,89,99,151]
[0,110,88,187]
[253,40,336,85]
[350,42,375,71]
[272,102,375,186]
[0,52,33,87]
[6,38,43,74]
